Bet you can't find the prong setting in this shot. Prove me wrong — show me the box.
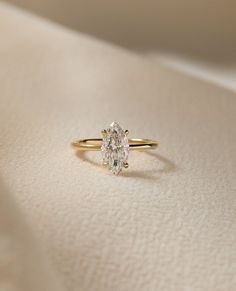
[101,129,107,137]
[123,162,129,169]
[125,129,129,135]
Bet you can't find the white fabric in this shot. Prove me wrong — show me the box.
[0,3,236,291]
[0,178,63,291]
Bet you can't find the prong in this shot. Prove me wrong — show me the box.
[123,162,129,169]
[125,129,129,135]
[101,129,107,137]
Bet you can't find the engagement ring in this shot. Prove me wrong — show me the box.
[72,122,158,175]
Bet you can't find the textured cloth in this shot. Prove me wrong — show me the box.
[0,3,236,291]
[0,179,62,291]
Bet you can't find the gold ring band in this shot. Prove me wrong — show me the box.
[72,138,158,151]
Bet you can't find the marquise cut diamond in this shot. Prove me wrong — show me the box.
[101,122,129,175]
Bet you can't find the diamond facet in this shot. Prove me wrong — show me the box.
[101,122,129,175]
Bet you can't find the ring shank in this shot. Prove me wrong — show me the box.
[72,138,158,151]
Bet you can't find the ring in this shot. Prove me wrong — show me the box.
[72,122,159,175]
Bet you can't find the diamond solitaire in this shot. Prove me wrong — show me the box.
[72,122,159,175]
[101,122,129,175]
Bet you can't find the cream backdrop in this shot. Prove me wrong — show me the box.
[0,179,63,291]
[0,2,236,291]
[4,0,236,54]
[4,0,236,91]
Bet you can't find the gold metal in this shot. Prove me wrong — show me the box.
[72,138,158,151]
[123,162,129,168]
[125,129,129,135]
[101,129,107,137]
